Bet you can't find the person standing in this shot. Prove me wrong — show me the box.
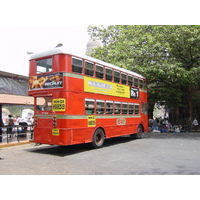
[8,115,14,136]
[192,118,199,131]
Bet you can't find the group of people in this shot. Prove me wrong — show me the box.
[149,117,172,133]
[3,115,34,136]
[149,117,199,133]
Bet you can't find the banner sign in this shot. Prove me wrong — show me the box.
[84,76,139,99]
[29,72,63,90]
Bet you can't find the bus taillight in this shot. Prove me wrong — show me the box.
[53,116,57,128]
[34,116,38,127]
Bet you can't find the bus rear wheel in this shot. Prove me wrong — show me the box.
[92,128,105,149]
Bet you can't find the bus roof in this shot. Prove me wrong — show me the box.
[29,48,145,79]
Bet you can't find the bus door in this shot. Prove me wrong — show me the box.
[34,96,54,143]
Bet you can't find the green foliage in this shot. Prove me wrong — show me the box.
[88,25,200,123]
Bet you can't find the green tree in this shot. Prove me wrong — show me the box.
[87,25,200,125]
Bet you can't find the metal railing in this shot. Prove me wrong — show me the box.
[0,125,34,144]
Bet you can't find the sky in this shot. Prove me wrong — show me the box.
[0,25,90,76]
[0,0,198,78]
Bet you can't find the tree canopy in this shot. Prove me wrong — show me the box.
[87,25,200,124]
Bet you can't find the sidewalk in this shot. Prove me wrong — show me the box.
[0,132,33,148]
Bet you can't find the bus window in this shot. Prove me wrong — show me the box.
[72,57,82,74]
[134,77,139,87]
[37,58,52,74]
[114,102,121,114]
[36,97,52,111]
[142,103,148,115]
[106,101,113,114]
[122,103,128,114]
[106,68,112,81]
[143,81,147,89]
[129,103,134,114]
[85,99,95,114]
[121,73,127,85]
[128,75,133,86]
[139,79,144,88]
[114,71,120,83]
[96,65,104,79]
[85,61,94,77]
[135,104,140,114]
[96,100,105,114]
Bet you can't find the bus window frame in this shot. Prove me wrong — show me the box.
[134,77,139,88]
[122,102,128,114]
[121,73,127,85]
[106,101,114,114]
[128,75,133,86]
[139,79,144,89]
[85,98,95,114]
[105,67,113,81]
[114,70,120,83]
[85,61,94,77]
[72,57,83,74]
[114,101,121,114]
[96,100,105,115]
[96,64,104,79]
[128,103,134,114]
[135,104,140,114]
[143,80,147,89]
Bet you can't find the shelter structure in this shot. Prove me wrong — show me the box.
[0,70,34,141]
[0,70,33,107]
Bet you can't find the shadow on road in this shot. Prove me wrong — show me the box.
[25,136,135,157]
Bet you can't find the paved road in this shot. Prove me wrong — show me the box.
[0,132,200,175]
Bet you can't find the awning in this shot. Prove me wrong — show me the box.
[0,94,34,105]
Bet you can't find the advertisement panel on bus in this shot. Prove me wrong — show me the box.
[28,72,63,90]
[84,76,139,99]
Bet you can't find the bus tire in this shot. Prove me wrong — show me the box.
[92,128,105,149]
[131,125,143,139]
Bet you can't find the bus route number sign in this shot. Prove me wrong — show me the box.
[52,99,66,111]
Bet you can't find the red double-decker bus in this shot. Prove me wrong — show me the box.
[28,48,148,148]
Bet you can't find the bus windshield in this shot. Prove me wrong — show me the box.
[37,58,53,74]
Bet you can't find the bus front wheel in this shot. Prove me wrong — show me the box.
[92,128,105,149]
[130,125,143,139]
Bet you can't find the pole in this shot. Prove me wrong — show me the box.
[0,104,3,143]
[0,104,4,160]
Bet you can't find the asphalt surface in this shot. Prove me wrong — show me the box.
[0,132,200,175]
